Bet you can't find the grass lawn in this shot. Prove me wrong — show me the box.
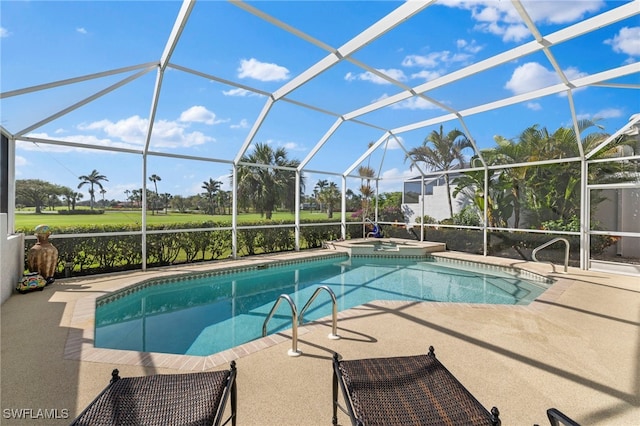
[14,209,344,229]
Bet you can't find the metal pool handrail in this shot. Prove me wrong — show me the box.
[299,285,341,340]
[262,294,301,357]
[532,237,570,273]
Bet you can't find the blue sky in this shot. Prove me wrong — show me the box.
[1,1,639,202]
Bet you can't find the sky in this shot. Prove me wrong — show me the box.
[1,0,639,202]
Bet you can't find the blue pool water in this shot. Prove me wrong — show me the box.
[95,256,550,356]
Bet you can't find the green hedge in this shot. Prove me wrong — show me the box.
[57,209,105,215]
[23,220,611,278]
[19,220,357,278]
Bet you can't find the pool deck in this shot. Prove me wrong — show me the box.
[1,249,639,425]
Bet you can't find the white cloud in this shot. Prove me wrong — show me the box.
[80,116,147,144]
[593,108,623,120]
[179,106,223,125]
[380,167,415,180]
[15,155,27,167]
[377,168,416,193]
[504,62,586,95]
[151,119,214,147]
[410,70,441,81]
[237,58,289,81]
[391,96,441,110]
[0,27,9,38]
[605,26,640,57]
[77,114,214,148]
[500,24,530,42]
[345,69,407,85]
[282,141,303,151]
[372,93,442,111]
[526,102,542,111]
[402,53,444,68]
[230,119,249,129]
[457,38,483,54]
[400,42,478,83]
[384,136,404,150]
[76,27,87,34]
[442,0,605,42]
[222,87,263,97]
[523,1,604,24]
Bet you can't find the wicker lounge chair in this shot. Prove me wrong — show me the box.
[70,361,237,426]
[332,346,500,426]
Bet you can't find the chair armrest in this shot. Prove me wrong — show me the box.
[547,408,580,426]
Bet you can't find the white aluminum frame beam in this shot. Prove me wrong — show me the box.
[15,67,155,138]
[0,62,158,99]
[231,0,433,167]
[392,63,639,135]
[343,1,639,121]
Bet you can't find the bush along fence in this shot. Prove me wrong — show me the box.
[18,220,361,279]
[19,220,616,278]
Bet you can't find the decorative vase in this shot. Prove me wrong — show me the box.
[27,224,58,285]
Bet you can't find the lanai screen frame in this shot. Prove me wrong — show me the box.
[2,0,639,271]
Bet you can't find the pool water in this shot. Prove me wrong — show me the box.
[95,256,550,356]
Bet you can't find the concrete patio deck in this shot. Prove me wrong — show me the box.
[1,250,638,425]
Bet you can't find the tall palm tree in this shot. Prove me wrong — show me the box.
[149,174,161,215]
[357,165,376,220]
[132,188,143,208]
[216,190,230,215]
[405,125,472,218]
[482,129,539,228]
[160,193,172,214]
[525,119,630,223]
[202,178,222,215]
[314,179,328,211]
[62,188,83,211]
[318,181,340,218]
[78,169,108,210]
[237,143,301,219]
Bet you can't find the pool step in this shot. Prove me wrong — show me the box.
[186,311,290,356]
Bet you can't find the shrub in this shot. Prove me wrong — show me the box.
[57,209,105,215]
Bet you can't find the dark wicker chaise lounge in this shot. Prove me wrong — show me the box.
[332,346,500,426]
[70,361,237,426]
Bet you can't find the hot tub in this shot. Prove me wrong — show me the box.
[329,238,446,256]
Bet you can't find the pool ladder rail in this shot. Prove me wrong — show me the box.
[262,286,341,357]
[532,237,570,273]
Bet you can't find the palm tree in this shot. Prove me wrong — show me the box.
[314,179,328,212]
[149,174,161,215]
[124,189,131,207]
[318,181,340,218]
[405,125,472,218]
[237,143,301,219]
[160,193,172,214]
[216,190,229,215]
[62,188,82,211]
[482,130,538,228]
[202,178,222,215]
[78,169,108,210]
[524,119,630,223]
[357,165,375,220]
[132,188,143,208]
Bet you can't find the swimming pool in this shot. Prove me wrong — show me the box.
[95,255,552,356]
